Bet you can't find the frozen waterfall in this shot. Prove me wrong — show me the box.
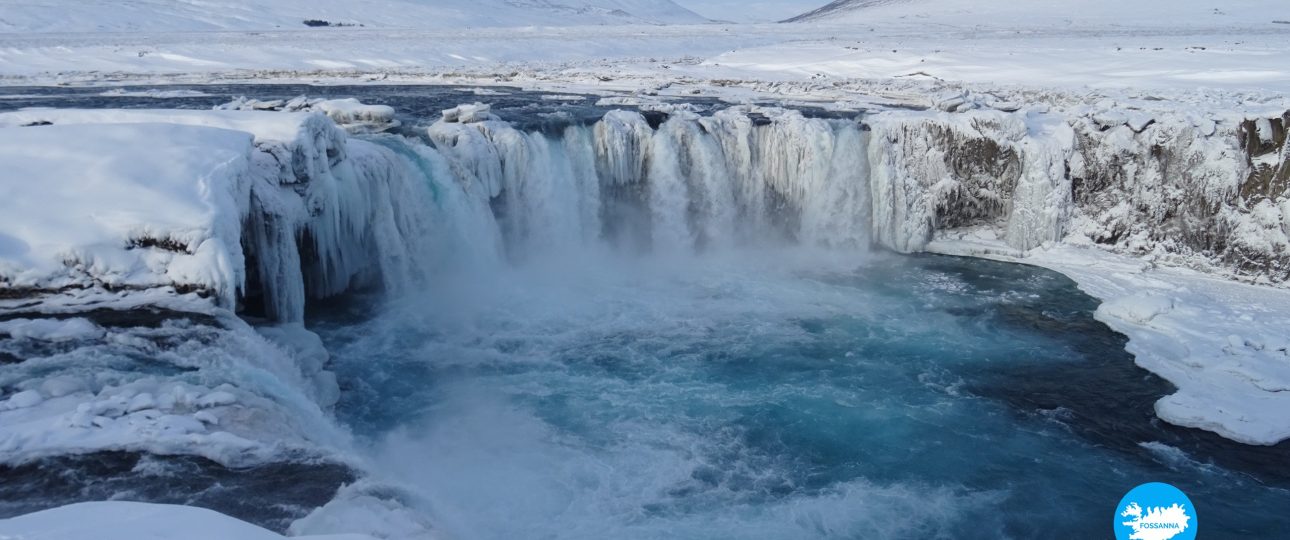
[7,101,1282,325]
[236,102,1290,321]
[423,106,875,260]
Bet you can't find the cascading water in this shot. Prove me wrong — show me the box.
[298,103,1290,539]
[419,105,874,259]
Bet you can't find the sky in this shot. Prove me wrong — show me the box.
[674,0,829,23]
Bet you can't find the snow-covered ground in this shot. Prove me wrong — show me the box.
[787,0,1288,26]
[0,501,376,540]
[0,0,708,33]
[0,122,250,299]
[0,0,1285,94]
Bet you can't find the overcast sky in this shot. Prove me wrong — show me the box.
[675,0,830,23]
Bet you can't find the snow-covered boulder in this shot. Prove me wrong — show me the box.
[0,108,435,323]
[0,501,377,540]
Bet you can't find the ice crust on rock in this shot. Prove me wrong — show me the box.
[865,106,1290,285]
[0,108,436,323]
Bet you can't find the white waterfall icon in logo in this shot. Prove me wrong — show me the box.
[1114,483,1197,540]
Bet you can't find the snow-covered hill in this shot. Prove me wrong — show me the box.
[0,0,709,33]
[785,0,1289,26]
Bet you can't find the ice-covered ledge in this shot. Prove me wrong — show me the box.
[927,229,1290,446]
[0,108,433,323]
[0,121,254,308]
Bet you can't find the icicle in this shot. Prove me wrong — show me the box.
[1005,118,1074,251]
[594,110,653,187]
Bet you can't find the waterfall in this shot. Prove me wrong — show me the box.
[263,100,1282,323]
[242,104,874,321]
[406,105,875,265]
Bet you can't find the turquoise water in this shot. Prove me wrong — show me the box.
[313,249,1290,539]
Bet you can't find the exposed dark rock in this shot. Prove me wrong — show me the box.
[0,452,356,533]
[127,236,191,253]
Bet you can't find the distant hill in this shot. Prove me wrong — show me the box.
[0,0,710,33]
[783,0,1289,26]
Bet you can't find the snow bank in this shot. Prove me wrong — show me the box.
[929,234,1290,445]
[865,103,1289,444]
[0,501,376,540]
[0,108,324,144]
[0,123,253,308]
[0,108,437,323]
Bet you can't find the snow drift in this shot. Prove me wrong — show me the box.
[784,0,1290,26]
[0,108,436,323]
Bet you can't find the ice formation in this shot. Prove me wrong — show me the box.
[0,108,435,323]
[217,96,400,133]
[865,106,1290,284]
[2,97,1288,457]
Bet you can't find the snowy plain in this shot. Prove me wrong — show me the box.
[0,0,710,33]
[1,0,1290,537]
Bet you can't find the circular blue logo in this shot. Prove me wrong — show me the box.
[1113,482,1197,540]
